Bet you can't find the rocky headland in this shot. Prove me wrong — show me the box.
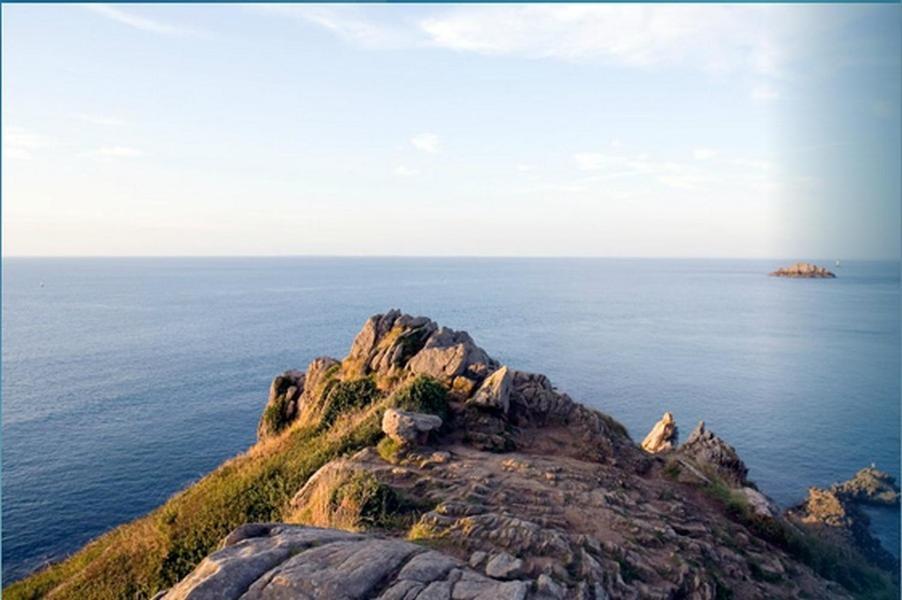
[7,311,898,600]
[770,263,836,278]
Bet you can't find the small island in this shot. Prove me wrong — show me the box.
[770,262,836,278]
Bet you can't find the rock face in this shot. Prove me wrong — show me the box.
[787,466,900,572]
[166,311,897,600]
[834,465,900,506]
[640,411,677,453]
[256,370,305,439]
[677,421,749,486]
[160,525,530,600]
[770,262,836,278]
[382,408,443,446]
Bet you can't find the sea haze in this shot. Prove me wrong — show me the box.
[2,257,900,582]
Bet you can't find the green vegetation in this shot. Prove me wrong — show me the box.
[701,475,898,600]
[329,471,413,530]
[5,375,391,600]
[261,393,292,436]
[376,436,404,463]
[320,378,380,428]
[386,375,449,421]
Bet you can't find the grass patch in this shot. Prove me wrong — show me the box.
[376,437,404,463]
[387,375,449,421]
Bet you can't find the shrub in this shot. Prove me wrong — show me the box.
[320,378,380,428]
[387,376,449,421]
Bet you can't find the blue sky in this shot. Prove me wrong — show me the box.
[2,4,899,258]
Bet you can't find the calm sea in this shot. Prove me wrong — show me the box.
[2,258,900,582]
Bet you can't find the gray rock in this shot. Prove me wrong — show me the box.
[468,551,488,568]
[166,525,533,600]
[469,366,512,413]
[484,552,524,579]
[678,421,748,486]
[408,326,495,383]
[256,370,305,440]
[535,574,565,599]
[383,408,443,446]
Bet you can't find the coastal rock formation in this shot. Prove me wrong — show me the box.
[788,466,900,573]
[677,421,749,486]
[769,262,836,278]
[640,411,677,453]
[256,370,305,439]
[10,311,897,600]
[834,465,900,506]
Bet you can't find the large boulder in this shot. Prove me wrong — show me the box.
[382,408,443,446]
[677,421,748,486]
[640,411,678,453]
[469,366,512,413]
[408,326,496,384]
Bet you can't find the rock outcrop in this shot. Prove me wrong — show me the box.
[97,312,901,600]
[677,421,749,486]
[769,262,836,278]
[834,465,900,506]
[640,411,677,453]
[160,525,530,600]
[382,408,443,446]
[787,466,900,573]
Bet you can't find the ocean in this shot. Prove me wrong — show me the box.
[2,257,899,583]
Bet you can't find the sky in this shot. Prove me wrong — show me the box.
[2,4,900,258]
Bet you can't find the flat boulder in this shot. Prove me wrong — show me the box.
[382,408,443,446]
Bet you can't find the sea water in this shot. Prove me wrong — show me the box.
[2,257,899,582]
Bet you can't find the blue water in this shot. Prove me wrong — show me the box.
[2,258,899,583]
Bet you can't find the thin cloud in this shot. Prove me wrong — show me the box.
[693,148,718,160]
[410,133,440,154]
[85,5,202,37]
[3,128,57,160]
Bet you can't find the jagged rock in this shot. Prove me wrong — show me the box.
[469,366,512,413]
[407,326,496,384]
[484,551,524,579]
[678,421,748,486]
[383,408,443,446]
[256,370,305,440]
[640,411,678,453]
[163,525,535,600]
[770,262,836,278]
[833,465,900,506]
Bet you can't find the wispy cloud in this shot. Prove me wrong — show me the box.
[85,4,202,37]
[275,5,803,77]
[410,133,440,154]
[3,128,57,160]
[693,148,718,160]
